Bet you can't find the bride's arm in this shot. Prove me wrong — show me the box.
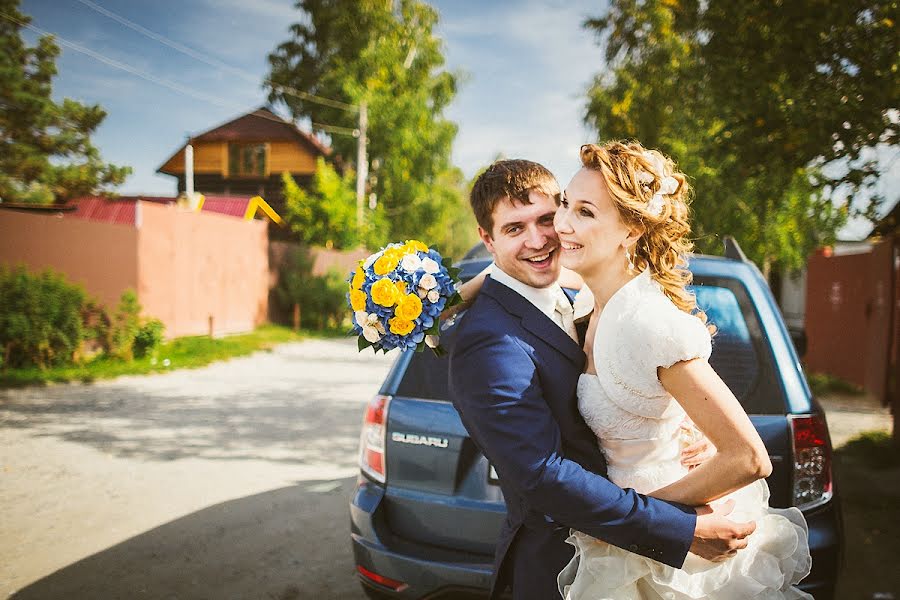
[440,263,491,321]
[649,359,772,506]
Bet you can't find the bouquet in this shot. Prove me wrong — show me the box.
[347,240,462,354]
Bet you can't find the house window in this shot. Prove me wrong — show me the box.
[228,143,267,177]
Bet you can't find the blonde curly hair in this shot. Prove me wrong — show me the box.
[579,141,710,328]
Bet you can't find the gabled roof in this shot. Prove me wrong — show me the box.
[66,195,284,226]
[158,107,330,175]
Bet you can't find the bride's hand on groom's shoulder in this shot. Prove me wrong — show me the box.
[690,500,756,562]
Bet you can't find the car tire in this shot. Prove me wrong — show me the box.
[360,582,394,599]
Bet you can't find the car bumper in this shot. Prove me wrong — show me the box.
[796,498,844,599]
[352,478,843,599]
[351,477,495,599]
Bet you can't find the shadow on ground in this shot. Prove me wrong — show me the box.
[11,476,368,600]
[0,343,389,470]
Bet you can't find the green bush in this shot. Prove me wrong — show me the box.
[274,246,349,330]
[109,290,142,361]
[134,318,165,358]
[0,265,86,369]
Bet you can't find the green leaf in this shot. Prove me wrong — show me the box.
[358,335,373,352]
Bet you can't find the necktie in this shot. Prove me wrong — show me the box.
[554,291,578,343]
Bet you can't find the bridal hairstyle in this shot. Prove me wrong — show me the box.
[470,159,560,235]
[579,141,711,328]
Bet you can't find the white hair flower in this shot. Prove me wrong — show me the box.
[639,151,678,217]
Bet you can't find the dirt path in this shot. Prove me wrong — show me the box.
[1,339,392,599]
[1,342,892,599]
[818,392,893,448]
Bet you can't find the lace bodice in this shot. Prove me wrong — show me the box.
[576,270,712,493]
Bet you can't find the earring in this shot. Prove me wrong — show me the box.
[625,247,635,271]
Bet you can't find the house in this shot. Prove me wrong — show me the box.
[157,106,331,216]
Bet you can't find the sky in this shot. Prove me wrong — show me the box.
[15,0,899,239]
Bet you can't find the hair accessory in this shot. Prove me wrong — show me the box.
[638,151,679,216]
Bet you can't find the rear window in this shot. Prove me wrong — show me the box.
[691,276,785,414]
[396,274,786,415]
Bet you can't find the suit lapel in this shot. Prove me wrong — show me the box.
[482,277,586,368]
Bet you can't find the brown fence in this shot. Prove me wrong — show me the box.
[805,236,897,405]
[0,202,269,338]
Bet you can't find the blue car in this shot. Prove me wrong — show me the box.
[350,241,843,599]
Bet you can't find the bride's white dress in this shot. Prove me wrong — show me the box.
[558,270,812,599]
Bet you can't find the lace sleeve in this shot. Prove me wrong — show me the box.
[650,304,713,370]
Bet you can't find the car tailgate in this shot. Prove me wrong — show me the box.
[384,396,505,555]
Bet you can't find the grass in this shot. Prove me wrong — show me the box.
[834,429,900,598]
[808,372,865,397]
[0,324,349,388]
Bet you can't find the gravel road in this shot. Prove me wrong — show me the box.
[0,338,892,600]
[1,339,393,600]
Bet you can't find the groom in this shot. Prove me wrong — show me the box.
[448,159,755,599]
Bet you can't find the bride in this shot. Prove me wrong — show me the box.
[460,141,811,599]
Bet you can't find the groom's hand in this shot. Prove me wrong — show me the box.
[690,500,756,562]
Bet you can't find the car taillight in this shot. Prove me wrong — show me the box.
[357,565,408,592]
[359,394,390,483]
[789,413,833,510]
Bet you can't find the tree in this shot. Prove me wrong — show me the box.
[583,0,897,276]
[0,0,130,204]
[266,0,464,249]
[282,158,363,249]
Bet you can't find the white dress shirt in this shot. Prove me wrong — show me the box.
[490,265,572,331]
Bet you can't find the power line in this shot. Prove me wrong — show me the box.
[0,10,340,137]
[1,10,244,111]
[72,0,358,113]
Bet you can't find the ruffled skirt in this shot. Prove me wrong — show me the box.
[558,479,812,599]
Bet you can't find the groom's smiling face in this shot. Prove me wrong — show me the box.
[479,190,561,289]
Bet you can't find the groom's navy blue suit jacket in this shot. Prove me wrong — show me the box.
[448,277,697,599]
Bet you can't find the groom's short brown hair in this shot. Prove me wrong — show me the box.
[469,159,560,236]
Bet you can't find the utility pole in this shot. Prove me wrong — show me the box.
[355,100,368,230]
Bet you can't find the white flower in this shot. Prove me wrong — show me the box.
[363,250,383,270]
[637,169,655,185]
[354,311,368,327]
[421,257,441,274]
[365,313,380,326]
[646,194,666,216]
[639,151,678,217]
[417,286,429,299]
[401,253,423,273]
[427,289,440,303]
[425,335,439,348]
[362,325,382,343]
[419,273,438,290]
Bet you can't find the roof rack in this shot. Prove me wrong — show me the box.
[723,236,750,263]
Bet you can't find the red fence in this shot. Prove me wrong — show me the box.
[805,236,898,406]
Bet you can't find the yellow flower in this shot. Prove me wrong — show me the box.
[351,268,365,290]
[395,293,423,321]
[349,289,367,312]
[394,280,407,295]
[389,316,415,336]
[374,254,400,275]
[404,239,429,253]
[370,278,400,307]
